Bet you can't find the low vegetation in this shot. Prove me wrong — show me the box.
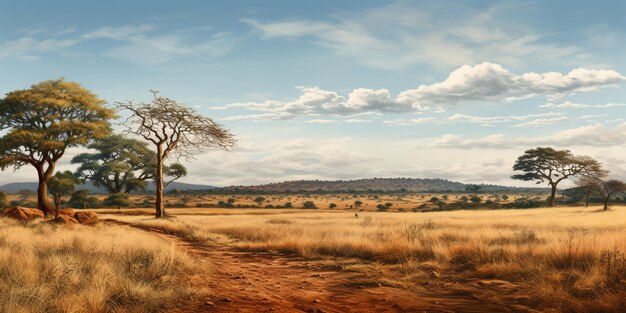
[0,218,201,313]
[109,206,626,312]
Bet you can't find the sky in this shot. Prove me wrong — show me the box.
[1,0,626,187]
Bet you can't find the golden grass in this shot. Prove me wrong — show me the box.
[111,205,626,312]
[0,217,202,313]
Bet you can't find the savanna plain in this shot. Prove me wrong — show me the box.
[2,193,625,313]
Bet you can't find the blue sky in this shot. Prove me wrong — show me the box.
[1,1,626,187]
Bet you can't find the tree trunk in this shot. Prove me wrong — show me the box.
[603,197,609,211]
[585,194,589,207]
[154,146,168,218]
[54,197,60,218]
[36,168,54,216]
[549,183,557,207]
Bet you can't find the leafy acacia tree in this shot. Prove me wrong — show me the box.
[117,91,236,218]
[512,147,606,207]
[0,79,114,215]
[48,171,80,218]
[72,134,187,194]
[598,180,625,211]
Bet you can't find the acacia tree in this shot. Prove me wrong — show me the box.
[512,147,606,207]
[117,91,236,218]
[598,180,625,211]
[72,134,187,194]
[0,79,114,215]
[48,171,80,218]
[574,176,603,207]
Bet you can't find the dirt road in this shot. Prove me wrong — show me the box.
[107,219,535,313]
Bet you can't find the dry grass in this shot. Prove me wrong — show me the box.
[0,217,202,313]
[110,205,626,312]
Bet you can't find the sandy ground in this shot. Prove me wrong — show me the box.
[105,218,537,313]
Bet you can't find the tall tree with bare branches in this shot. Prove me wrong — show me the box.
[117,91,236,218]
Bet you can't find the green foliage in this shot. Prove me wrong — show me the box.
[376,204,388,211]
[72,135,187,194]
[104,193,131,209]
[470,196,482,204]
[69,189,102,209]
[328,203,337,209]
[48,171,80,210]
[0,78,114,212]
[302,201,316,209]
[464,184,482,193]
[254,196,266,205]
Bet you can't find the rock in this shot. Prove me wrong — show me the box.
[46,215,79,225]
[221,298,232,303]
[2,207,44,222]
[57,208,76,217]
[74,211,99,225]
[204,301,214,306]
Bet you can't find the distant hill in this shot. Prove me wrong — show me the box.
[213,178,548,194]
[0,181,216,194]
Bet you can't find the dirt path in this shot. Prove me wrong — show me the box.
[106,219,535,313]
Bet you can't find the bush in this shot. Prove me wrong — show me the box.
[376,204,388,211]
[69,189,102,209]
[302,201,316,209]
[104,193,131,209]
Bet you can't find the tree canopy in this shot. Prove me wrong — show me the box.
[117,91,236,218]
[48,170,80,217]
[0,78,115,214]
[512,147,606,206]
[72,135,187,194]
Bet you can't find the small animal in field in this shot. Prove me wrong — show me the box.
[355,213,359,218]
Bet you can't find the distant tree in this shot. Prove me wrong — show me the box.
[442,195,448,200]
[465,184,482,194]
[470,196,482,204]
[117,90,236,218]
[0,191,6,209]
[72,135,187,194]
[328,203,337,209]
[385,202,393,208]
[0,79,114,215]
[227,198,236,205]
[254,196,266,206]
[512,147,606,207]
[575,176,602,207]
[283,202,293,208]
[459,196,469,202]
[18,189,34,199]
[429,197,439,203]
[376,204,388,211]
[48,171,80,218]
[354,200,363,208]
[69,189,102,209]
[598,180,626,211]
[501,195,509,200]
[104,193,131,209]
[302,201,316,209]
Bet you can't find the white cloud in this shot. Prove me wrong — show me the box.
[510,116,569,128]
[383,117,436,126]
[540,101,626,109]
[0,24,236,64]
[244,2,585,69]
[429,122,626,149]
[447,112,564,124]
[217,63,623,119]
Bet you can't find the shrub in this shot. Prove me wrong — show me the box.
[104,193,131,209]
[302,201,316,209]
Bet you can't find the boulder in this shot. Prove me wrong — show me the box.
[73,211,99,225]
[2,207,44,222]
[57,208,76,217]
[46,215,79,225]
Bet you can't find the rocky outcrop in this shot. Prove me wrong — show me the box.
[73,211,99,225]
[2,207,44,222]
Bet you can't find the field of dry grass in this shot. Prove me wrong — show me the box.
[0,218,205,313]
[104,205,626,312]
